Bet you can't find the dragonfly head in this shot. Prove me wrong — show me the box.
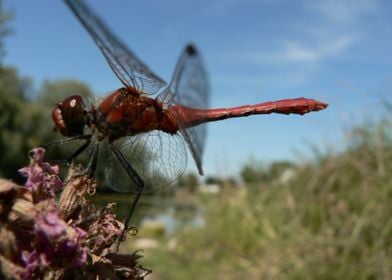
[52,95,88,136]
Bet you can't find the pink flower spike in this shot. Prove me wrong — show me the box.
[18,148,63,201]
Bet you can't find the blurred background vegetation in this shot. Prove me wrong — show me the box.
[0,1,391,279]
[0,0,93,183]
[137,115,392,279]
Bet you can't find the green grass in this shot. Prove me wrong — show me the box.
[136,119,392,279]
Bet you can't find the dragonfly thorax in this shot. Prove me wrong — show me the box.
[90,88,180,142]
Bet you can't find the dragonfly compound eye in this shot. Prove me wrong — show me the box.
[51,95,87,136]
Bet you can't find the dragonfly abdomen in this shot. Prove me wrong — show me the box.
[172,98,327,129]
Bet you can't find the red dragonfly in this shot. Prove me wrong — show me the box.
[52,0,327,237]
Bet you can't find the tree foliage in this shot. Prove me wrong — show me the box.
[0,66,37,181]
[38,79,93,106]
[0,66,94,182]
[240,159,293,185]
[176,172,199,193]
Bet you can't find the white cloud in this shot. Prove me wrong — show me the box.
[307,0,379,26]
[210,0,384,89]
[225,34,355,66]
[214,0,381,68]
[200,0,276,17]
[218,0,379,66]
[280,35,354,63]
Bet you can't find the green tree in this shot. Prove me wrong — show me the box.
[204,176,223,186]
[176,173,199,193]
[266,160,294,181]
[240,159,294,184]
[240,159,265,184]
[0,74,94,182]
[38,79,93,106]
[0,67,37,181]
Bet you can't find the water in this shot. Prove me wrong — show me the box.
[92,192,203,236]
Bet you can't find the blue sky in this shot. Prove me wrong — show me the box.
[3,0,392,177]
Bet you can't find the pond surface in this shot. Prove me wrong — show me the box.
[91,192,203,236]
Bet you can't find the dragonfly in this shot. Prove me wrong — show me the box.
[53,0,327,243]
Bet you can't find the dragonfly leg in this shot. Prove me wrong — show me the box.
[110,144,144,251]
[44,134,92,164]
[44,134,92,148]
[72,140,99,178]
[84,142,99,176]
[65,136,92,163]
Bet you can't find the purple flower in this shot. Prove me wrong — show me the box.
[88,203,123,255]
[36,206,68,238]
[2,148,151,279]
[22,202,88,277]
[18,148,62,200]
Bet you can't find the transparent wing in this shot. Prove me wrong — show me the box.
[158,44,209,175]
[64,0,166,95]
[103,131,187,194]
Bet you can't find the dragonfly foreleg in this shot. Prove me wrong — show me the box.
[43,134,92,165]
[44,134,92,148]
[66,136,92,163]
